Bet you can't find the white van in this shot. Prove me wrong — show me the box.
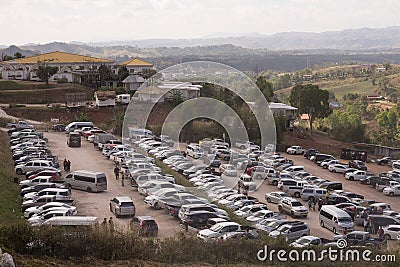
[64,170,107,192]
[116,94,131,104]
[65,122,94,132]
[284,166,305,175]
[128,128,153,140]
[41,216,98,226]
[186,144,204,159]
[319,205,354,234]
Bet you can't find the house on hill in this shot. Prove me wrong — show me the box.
[122,74,146,91]
[134,82,202,103]
[117,58,154,75]
[95,91,116,107]
[0,51,114,83]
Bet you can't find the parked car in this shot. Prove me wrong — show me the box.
[383,185,400,197]
[130,216,158,236]
[382,225,400,240]
[278,198,308,218]
[197,221,242,240]
[286,146,305,155]
[110,196,135,217]
[269,221,310,241]
[377,157,393,166]
[348,160,367,171]
[345,170,366,181]
[328,164,348,173]
[265,192,290,204]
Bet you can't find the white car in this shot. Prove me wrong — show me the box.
[345,170,366,181]
[220,164,237,176]
[286,146,305,155]
[246,210,286,224]
[328,164,348,173]
[382,225,400,240]
[383,185,400,197]
[24,202,77,219]
[320,159,339,169]
[290,236,322,248]
[265,192,290,204]
[197,222,241,240]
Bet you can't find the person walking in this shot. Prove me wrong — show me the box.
[114,165,120,180]
[108,217,114,232]
[66,160,71,172]
[343,228,348,235]
[307,199,312,210]
[377,226,384,238]
[63,158,67,171]
[312,199,316,211]
[102,217,107,227]
[317,198,323,211]
[243,186,248,197]
[363,217,369,232]
[121,171,125,187]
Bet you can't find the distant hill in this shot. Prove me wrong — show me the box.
[87,26,400,50]
[0,45,38,58]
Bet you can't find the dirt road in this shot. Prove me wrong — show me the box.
[46,132,183,238]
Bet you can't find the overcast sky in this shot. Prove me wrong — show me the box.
[1,0,399,45]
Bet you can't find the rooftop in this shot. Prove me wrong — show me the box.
[6,51,114,64]
[119,58,153,67]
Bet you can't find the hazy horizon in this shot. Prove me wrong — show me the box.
[1,0,399,46]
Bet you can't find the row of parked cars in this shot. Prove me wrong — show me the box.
[280,146,400,242]
[6,128,88,226]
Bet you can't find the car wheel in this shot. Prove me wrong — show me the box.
[266,197,271,203]
[384,234,391,240]
[115,208,119,218]
[291,211,295,217]
[16,168,22,175]
[87,187,92,193]
[154,202,160,210]
[273,181,278,186]
[390,192,394,197]
[332,170,336,173]
[350,177,354,181]
[320,220,324,227]
[294,192,300,198]
[256,174,262,179]
[333,227,337,234]
[278,206,283,212]
[110,204,113,212]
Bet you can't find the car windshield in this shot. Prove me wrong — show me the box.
[296,238,312,245]
[338,218,352,223]
[292,202,303,207]
[210,224,225,232]
[277,226,290,233]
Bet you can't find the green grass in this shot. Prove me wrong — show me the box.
[154,158,193,188]
[0,131,23,225]
[320,79,380,100]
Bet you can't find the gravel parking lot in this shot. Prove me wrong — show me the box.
[46,132,183,238]
[46,131,400,241]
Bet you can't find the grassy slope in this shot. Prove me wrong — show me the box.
[0,131,23,224]
[0,80,54,90]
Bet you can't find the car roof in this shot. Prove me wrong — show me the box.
[114,196,133,202]
[136,216,155,221]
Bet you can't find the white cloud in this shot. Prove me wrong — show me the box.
[0,0,398,44]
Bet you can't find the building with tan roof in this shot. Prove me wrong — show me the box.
[1,51,114,83]
[118,58,154,75]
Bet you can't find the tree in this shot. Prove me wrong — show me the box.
[289,84,331,134]
[324,110,366,142]
[142,69,157,79]
[36,64,58,85]
[167,90,184,106]
[255,76,273,102]
[13,52,24,59]
[117,66,129,81]
[98,64,112,86]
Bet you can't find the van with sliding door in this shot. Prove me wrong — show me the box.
[64,171,107,192]
[319,205,354,234]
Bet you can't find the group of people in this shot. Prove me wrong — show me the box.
[63,158,71,172]
[114,165,129,187]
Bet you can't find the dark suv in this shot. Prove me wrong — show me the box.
[130,216,158,236]
[349,160,367,171]
[180,211,220,229]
